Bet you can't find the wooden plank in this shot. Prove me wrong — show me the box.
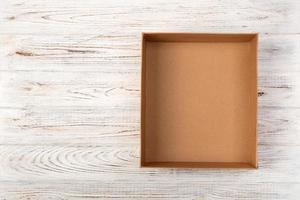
[0,145,299,182]
[0,181,298,199]
[0,0,299,34]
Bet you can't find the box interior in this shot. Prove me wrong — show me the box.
[141,33,257,168]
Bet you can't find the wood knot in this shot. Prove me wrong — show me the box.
[8,16,16,20]
[258,91,265,97]
[15,51,34,56]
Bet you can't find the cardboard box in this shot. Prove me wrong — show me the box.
[141,33,258,168]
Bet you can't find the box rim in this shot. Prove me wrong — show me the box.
[140,32,258,169]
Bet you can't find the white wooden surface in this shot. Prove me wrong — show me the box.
[0,0,300,199]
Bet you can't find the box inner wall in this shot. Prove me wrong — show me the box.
[144,41,256,164]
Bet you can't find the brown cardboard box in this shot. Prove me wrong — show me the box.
[141,33,258,168]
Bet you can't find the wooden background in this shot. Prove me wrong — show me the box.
[0,0,299,199]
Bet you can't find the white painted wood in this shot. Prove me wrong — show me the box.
[0,0,300,199]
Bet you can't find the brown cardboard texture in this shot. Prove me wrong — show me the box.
[141,33,258,168]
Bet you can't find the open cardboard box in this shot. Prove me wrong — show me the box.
[141,33,258,168]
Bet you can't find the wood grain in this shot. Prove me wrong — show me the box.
[0,0,300,199]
